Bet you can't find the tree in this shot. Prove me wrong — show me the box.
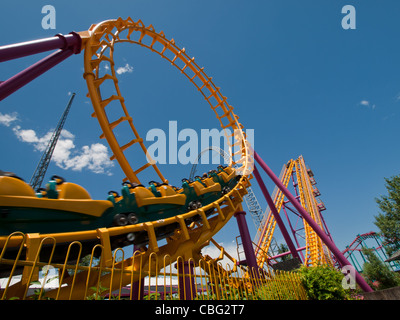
[374,174,400,256]
[277,243,292,261]
[361,248,400,290]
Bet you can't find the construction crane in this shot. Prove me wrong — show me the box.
[29,93,75,191]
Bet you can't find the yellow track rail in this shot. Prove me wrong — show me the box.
[254,162,294,267]
[254,156,333,269]
[295,156,332,266]
[81,17,252,184]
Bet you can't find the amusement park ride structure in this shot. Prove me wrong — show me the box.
[189,146,265,232]
[0,17,373,298]
[343,232,400,273]
[253,156,334,269]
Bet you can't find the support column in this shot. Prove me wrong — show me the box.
[0,49,74,101]
[176,260,196,300]
[131,246,144,300]
[0,32,82,101]
[0,33,82,63]
[282,205,305,262]
[131,275,144,300]
[234,210,259,278]
[253,165,302,262]
[254,151,373,292]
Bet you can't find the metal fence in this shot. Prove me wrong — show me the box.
[0,232,307,300]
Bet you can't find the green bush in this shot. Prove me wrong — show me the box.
[298,265,350,300]
[361,248,400,290]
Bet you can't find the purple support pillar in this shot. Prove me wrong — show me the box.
[253,165,302,263]
[282,204,306,262]
[254,151,373,293]
[0,33,81,63]
[234,211,259,278]
[131,273,144,300]
[0,49,73,101]
[0,32,82,101]
[177,260,196,300]
[270,246,306,261]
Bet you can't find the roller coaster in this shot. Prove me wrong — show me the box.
[253,156,334,270]
[0,17,373,299]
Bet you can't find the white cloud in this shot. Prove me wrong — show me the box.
[116,63,133,75]
[12,125,114,175]
[13,126,37,143]
[0,112,18,127]
[359,100,376,109]
[61,143,114,175]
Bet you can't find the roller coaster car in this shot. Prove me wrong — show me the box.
[209,165,241,194]
[108,181,187,226]
[0,174,115,236]
[180,177,221,211]
[0,165,241,248]
[106,181,189,247]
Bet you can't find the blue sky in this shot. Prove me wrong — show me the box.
[1,1,400,256]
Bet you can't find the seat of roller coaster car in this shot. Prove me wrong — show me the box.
[202,177,219,187]
[191,180,221,196]
[43,175,91,200]
[57,182,92,200]
[132,185,187,208]
[157,184,181,197]
[0,175,37,197]
[217,167,236,183]
[0,175,113,217]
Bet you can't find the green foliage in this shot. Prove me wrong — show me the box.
[375,175,400,255]
[277,243,292,262]
[27,275,57,300]
[144,292,161,300]
[87,283,109,300]
[298,265,350,300]
[361,248,400,290]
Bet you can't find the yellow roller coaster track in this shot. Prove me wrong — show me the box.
[295,156,332,266]
[81,17,253,184]
[254,156,333,269]
[254,162,294,268]
[0,17,253,300]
